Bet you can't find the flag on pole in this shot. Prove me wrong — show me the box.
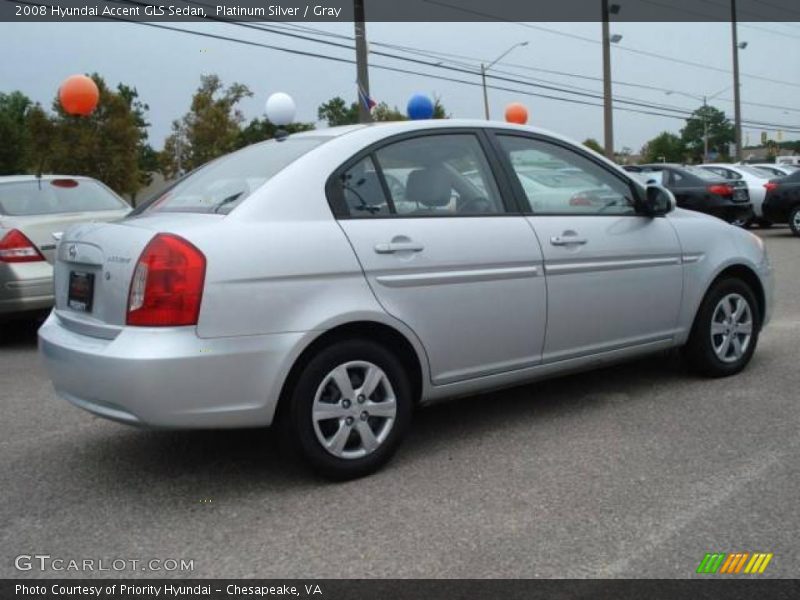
[358,82,377,112]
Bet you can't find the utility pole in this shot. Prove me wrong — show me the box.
[703,95,709,163]
[354,0,371,123]
[481,64,489,120]
[601,0,615,160]
[731,0,743,161]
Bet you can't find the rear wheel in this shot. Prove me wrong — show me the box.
[683,278,760,377]
[789,206,800,237]
[284,339,412,480]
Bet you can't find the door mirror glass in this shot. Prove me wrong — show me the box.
[644,185,675,216]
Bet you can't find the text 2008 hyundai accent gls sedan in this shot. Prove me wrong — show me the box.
[39,120,773,479]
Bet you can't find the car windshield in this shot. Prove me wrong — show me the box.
[141,137,326,215]
[0,178,126,216]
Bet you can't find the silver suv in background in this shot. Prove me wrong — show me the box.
[0,175,130,317]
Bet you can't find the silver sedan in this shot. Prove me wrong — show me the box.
[38,121,773,479]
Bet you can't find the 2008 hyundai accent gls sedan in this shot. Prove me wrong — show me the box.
[39,120,773,479]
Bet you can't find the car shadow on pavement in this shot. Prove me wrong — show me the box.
[0,316,44,349]
[68,350,688,495]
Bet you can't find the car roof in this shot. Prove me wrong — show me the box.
[0,174,97,184]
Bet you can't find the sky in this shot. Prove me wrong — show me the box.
[1,20,799,154]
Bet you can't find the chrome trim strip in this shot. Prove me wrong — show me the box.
[682,253,705,264]
[376,265,539,288]
[545,256,681,275]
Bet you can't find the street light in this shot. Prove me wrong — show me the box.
[609,34,623,43]
[481,41,528,119]
[665,86,730,162]
[731,0,746,161]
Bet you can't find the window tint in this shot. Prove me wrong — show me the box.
[0,179,127,216]
[497,136,635,215]
[374,134,505,216]
[339,156,391,217]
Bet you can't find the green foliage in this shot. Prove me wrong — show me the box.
[0,91,32,175]
[19,74,144,195]
[582,138,604,154]
[317,95,449,126]
[235,118,314,149]
[642,132,686,163]
[161,75,253,178]
[681,104,734,162]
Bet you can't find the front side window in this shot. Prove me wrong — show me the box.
[0,179,127,216]
[330,133,507,218]
[497,135,635,215]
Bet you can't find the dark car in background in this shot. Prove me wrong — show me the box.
[629,164,752,226]
[762,170,800,236]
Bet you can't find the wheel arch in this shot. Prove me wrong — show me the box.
[274,320,426,424]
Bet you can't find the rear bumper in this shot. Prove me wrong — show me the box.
[704,203,753,224]
[0,261,53,315]
[38,312,305,429]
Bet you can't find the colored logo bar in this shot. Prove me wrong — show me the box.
[696,552,773,574]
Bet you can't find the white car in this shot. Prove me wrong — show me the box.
[699,164,773,227]
[746,163,798,178]
[38,121,773,479]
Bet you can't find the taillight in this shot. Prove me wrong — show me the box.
[0,229,45,263]
[707,184,733,197]
[126,233,206,327]
[764,182,779,192]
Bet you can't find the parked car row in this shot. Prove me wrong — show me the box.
[0,175,131,319]
[623,160,800,234]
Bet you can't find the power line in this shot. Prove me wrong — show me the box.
[423,0,800,91]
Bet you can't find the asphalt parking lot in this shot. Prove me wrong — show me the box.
[1,228,798,579]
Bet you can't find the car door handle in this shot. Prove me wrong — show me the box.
[374,242,425,254]
[550,236,588,246]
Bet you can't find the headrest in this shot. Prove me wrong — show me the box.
[405,167,452,208]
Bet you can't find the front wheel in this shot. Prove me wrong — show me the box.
[789,206,800,237]
[682,278,760,377]
[284,339,412,480]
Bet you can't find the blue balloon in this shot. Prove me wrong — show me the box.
[407,93,434,120]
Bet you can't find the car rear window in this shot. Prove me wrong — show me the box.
[683,166,721,181]
[0,179,127,216]
[141,137,326,215]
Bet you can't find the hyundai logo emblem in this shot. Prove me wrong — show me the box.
[68,244,77,259]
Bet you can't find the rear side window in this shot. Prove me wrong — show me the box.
[143,138,325,215]
[0,179,126,216]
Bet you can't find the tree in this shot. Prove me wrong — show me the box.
[24,74,145,196]
[0,91,32,175]
[681,105,734,162]
[582,138,604,154]
[642,132,686,163]
[162,75,253,177]
[117,84,159,199]
[317,95,449,126]
[235,118,314,149]
[317,96,359,126]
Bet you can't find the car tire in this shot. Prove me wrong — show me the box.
[789,206,800,237]
[284,339,412,480]
[682,278,760,378]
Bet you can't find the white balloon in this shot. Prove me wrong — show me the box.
[265,92,296,126]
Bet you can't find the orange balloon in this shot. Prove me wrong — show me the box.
[505,102,528,125]
[59,75,99,116]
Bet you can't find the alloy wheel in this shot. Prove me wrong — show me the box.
[710,293,753,363]
[311,361,397,459]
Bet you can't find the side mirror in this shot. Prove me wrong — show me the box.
[642,185,675,216]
